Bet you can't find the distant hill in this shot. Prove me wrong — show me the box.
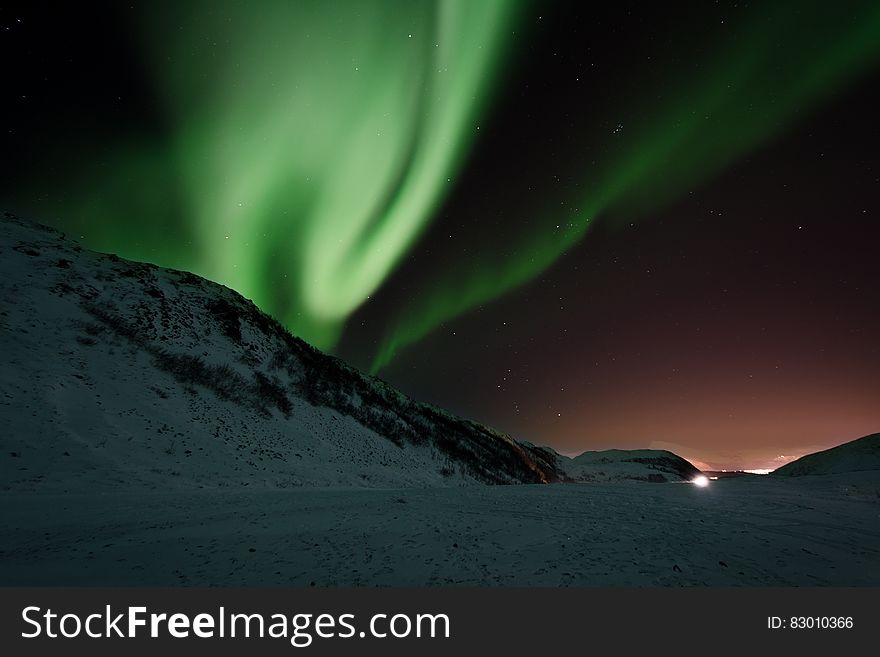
[556,448,702,483]
[773,433,880,476]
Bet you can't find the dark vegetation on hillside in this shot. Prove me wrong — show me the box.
[35,219,558,485]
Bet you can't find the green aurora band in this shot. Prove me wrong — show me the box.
[20,1,880,373]
[371,1,880,372]
[156,0,522,350]
[37,0,521,350]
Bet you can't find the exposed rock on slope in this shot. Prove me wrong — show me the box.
[0,212,557,491]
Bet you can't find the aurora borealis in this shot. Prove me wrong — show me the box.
[370,1,880,371]
[140,0,523,350]
[10,0,524,351]
[3,0,880,469]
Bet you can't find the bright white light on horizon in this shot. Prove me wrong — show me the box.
[692,475,710,488]
[743,468,773,475]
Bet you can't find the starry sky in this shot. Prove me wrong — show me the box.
[3,0,879,470]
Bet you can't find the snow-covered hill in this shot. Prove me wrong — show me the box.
[4,213,879,588]
[556,448,701,483]
[0,212,559,491]
[773,433,880,477]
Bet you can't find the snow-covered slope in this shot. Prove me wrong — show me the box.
[557,448,702,483]
[0,212,558,491]
[773,433,880,477]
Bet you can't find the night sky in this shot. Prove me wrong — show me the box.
[3,1,879,470]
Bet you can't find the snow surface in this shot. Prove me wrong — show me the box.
[2,212,878,586]
[1,473,878,585]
